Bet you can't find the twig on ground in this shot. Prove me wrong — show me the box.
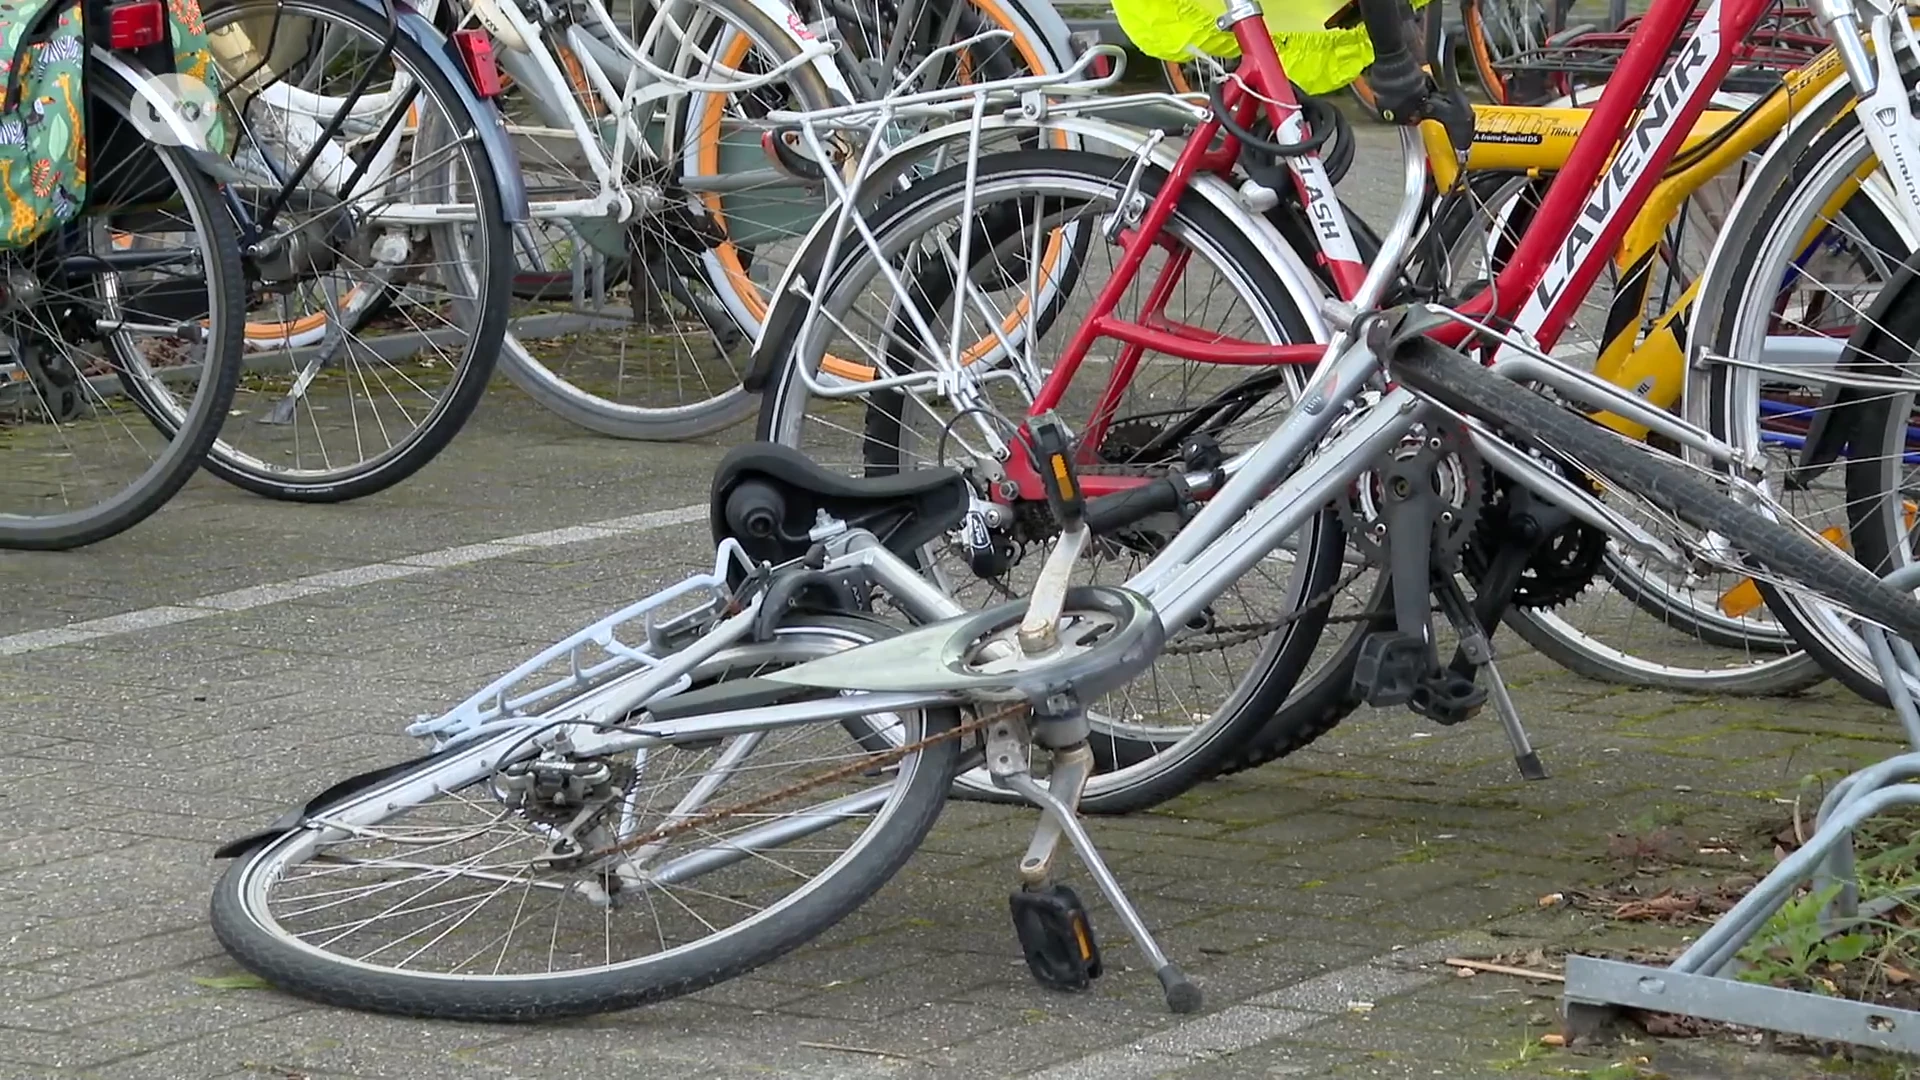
[1445,957,1566,983]
[799,1041,925,1064]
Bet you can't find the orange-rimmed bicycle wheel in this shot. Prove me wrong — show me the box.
[694,0,1078,391]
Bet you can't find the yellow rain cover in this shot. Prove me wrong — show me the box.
[1114,0,1425,94]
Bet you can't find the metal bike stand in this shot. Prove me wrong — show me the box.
[1561,564,1920,1054]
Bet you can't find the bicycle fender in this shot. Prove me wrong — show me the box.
[741,114,1332,393]
[360,0,531,221]
[212,747,458,859]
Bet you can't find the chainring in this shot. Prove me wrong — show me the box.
[1339,423,1481,566]
[1462,465,1609,610]
[1097,417,1168,466]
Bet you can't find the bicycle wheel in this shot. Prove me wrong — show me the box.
[1462,0,1572,104]
[129,0,513,503]
[1693,61,1920,703]
[1391,337,1920,643]
[210,612,962,1021]
[0,61,244,549]
[494,0,1070,442]
[1419,167,1824,695]
[488,0,837,441]
[758,148,1347,814]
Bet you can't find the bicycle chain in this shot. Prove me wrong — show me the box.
[1163,562,1374,654]
[579,702,1026,864]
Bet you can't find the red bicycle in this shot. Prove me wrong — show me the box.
[750,0,1920,809]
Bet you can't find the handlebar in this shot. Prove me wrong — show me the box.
[1354,0,1428,123]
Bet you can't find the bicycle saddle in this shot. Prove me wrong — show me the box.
[710,442,971,566]
[763,585,1164,705]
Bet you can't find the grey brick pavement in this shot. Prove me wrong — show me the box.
[0,117,1910,1080]
[1,389,1902,1078]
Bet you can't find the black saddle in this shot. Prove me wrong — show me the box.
[709,442,971,567]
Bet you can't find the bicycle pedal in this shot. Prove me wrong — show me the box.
[1407,671,1486,726]
[1353,632,1429,707]
[1010,884,1103,992]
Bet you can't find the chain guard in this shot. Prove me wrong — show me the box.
[1462,466,1609,609]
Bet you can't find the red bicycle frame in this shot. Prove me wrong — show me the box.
[994,0,1782,504]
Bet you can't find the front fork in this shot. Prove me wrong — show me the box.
[1822,5,1920,237]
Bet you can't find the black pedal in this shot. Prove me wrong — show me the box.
[1353,632,1430,707]
[1408,671,1487,726]
[1010,884,1103,992]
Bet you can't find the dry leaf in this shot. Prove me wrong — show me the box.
[1540,1033,1566,1047]
[1888,966,1914,985]
[1612,890,1701,922]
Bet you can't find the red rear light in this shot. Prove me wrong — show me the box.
[453,29,501,99]
[107,0,165,49]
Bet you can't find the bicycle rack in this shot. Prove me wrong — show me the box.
[405,539,756,748]
[1560,563,1920,1055]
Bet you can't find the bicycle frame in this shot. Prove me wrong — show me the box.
[935,0,1920,510]
[1425,40,1909,446]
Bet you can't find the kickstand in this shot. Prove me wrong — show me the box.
[1484,658,1549,780]
[1433,573,1548,782]
[986,707,1200,1014]
[1000,767,1203,1014]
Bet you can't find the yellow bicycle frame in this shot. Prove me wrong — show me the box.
[1416,47,1856,439]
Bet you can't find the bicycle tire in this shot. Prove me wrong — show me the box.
[758,148,1345,815]
[1693,60,1920,703]
[1392,336,1920,644]
[0,64,245,549]
[145,0,513,503]
[210,612,962,1021]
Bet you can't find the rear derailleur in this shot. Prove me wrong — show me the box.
[496,736,630,873]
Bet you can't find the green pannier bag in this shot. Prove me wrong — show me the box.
[0,0,223,250]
